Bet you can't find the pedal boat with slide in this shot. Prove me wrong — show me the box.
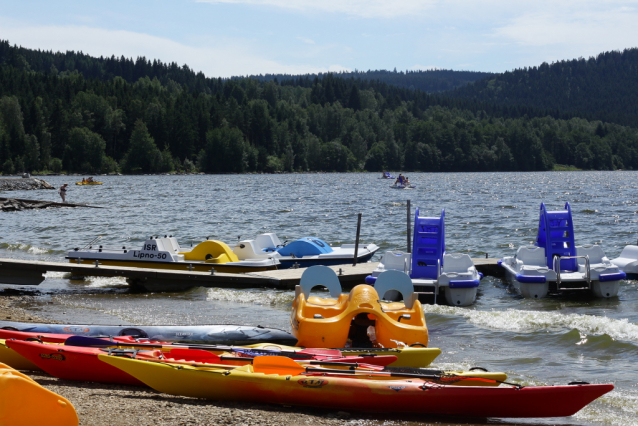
[67,236,279,273]
[366,208,482,306]
[498,202,625,298]
[99,354,613,418]
[291,266,430,349]
[232,233,379,269]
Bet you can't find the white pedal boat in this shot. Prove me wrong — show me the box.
[365,209,481,306]
[610,245,638,277]
[498,203,625,299]
[67,236,280,273]
[232,233,379,269]
[389,183,416,189]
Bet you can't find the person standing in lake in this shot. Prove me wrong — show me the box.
[58,183,68,203]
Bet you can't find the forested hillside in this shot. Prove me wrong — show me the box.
[1,40,637,175]
[450,48,638,128]
[235,69,493,93]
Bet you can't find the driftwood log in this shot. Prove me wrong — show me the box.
[0,197,102,211]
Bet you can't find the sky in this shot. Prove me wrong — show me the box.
[1,0,637,78]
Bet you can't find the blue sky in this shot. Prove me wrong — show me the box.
[1,0,637,78]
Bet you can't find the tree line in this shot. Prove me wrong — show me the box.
[450,48,638,129]
[1,40,638,175]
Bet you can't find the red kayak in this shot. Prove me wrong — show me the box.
[5,339,397,385]
[0,329,152,345]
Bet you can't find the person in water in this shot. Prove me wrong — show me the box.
[347,313,378,348]
[394,174,404,185]
[58,183,68,202]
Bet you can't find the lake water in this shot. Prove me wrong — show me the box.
[2,172,638,426]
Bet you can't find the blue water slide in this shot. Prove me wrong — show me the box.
[411,208,445,279]
[536,202,577,271]
[276,237,334,257]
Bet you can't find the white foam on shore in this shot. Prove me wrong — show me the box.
[205,288,293,307]
[423,305,638,343]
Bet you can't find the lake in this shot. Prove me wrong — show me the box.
[1,171,637,425]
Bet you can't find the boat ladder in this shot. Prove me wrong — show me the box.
[553,254,591,290]
[412,259,442,304]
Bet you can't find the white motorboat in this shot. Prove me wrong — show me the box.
[498,203,625,298]
[67,236,280,273]
[365,209,482,306]
[232,233,379,268]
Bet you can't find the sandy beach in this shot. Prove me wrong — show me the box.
[0,296,362,426]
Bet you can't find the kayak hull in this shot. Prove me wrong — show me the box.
[0,320,297,345]
[0,340,42,371]
[6,339,144,385]
[100,355,613,418]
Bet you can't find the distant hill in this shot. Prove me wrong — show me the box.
[0,40,490,94]
[2,39,638,176]
[234,69,494,93]
[449,48,638,128]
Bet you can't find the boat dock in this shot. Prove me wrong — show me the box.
[0,258,502,292]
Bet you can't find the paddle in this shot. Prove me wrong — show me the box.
[64,335,334,359]
[251,355,502,384]
[96,346,384,371]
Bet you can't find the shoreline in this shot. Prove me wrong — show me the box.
[0,296,361,426]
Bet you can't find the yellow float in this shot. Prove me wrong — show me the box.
[291,267,428,348]
[0,362,79,426]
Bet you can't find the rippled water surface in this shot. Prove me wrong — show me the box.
[2,172,638,426]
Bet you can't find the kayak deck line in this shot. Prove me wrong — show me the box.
[0,258,500,292]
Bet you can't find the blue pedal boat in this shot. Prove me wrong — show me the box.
[365,208,482,306]
[498,202,625,298]
[233,233,379,269]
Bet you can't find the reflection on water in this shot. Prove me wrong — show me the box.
[2,171,638,425]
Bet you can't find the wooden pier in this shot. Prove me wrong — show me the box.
[0,258,501,292]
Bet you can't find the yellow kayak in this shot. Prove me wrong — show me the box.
[101,355,616,419]
[0,339,42,371]
[246,343,440,368]
[75,181,102,185]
